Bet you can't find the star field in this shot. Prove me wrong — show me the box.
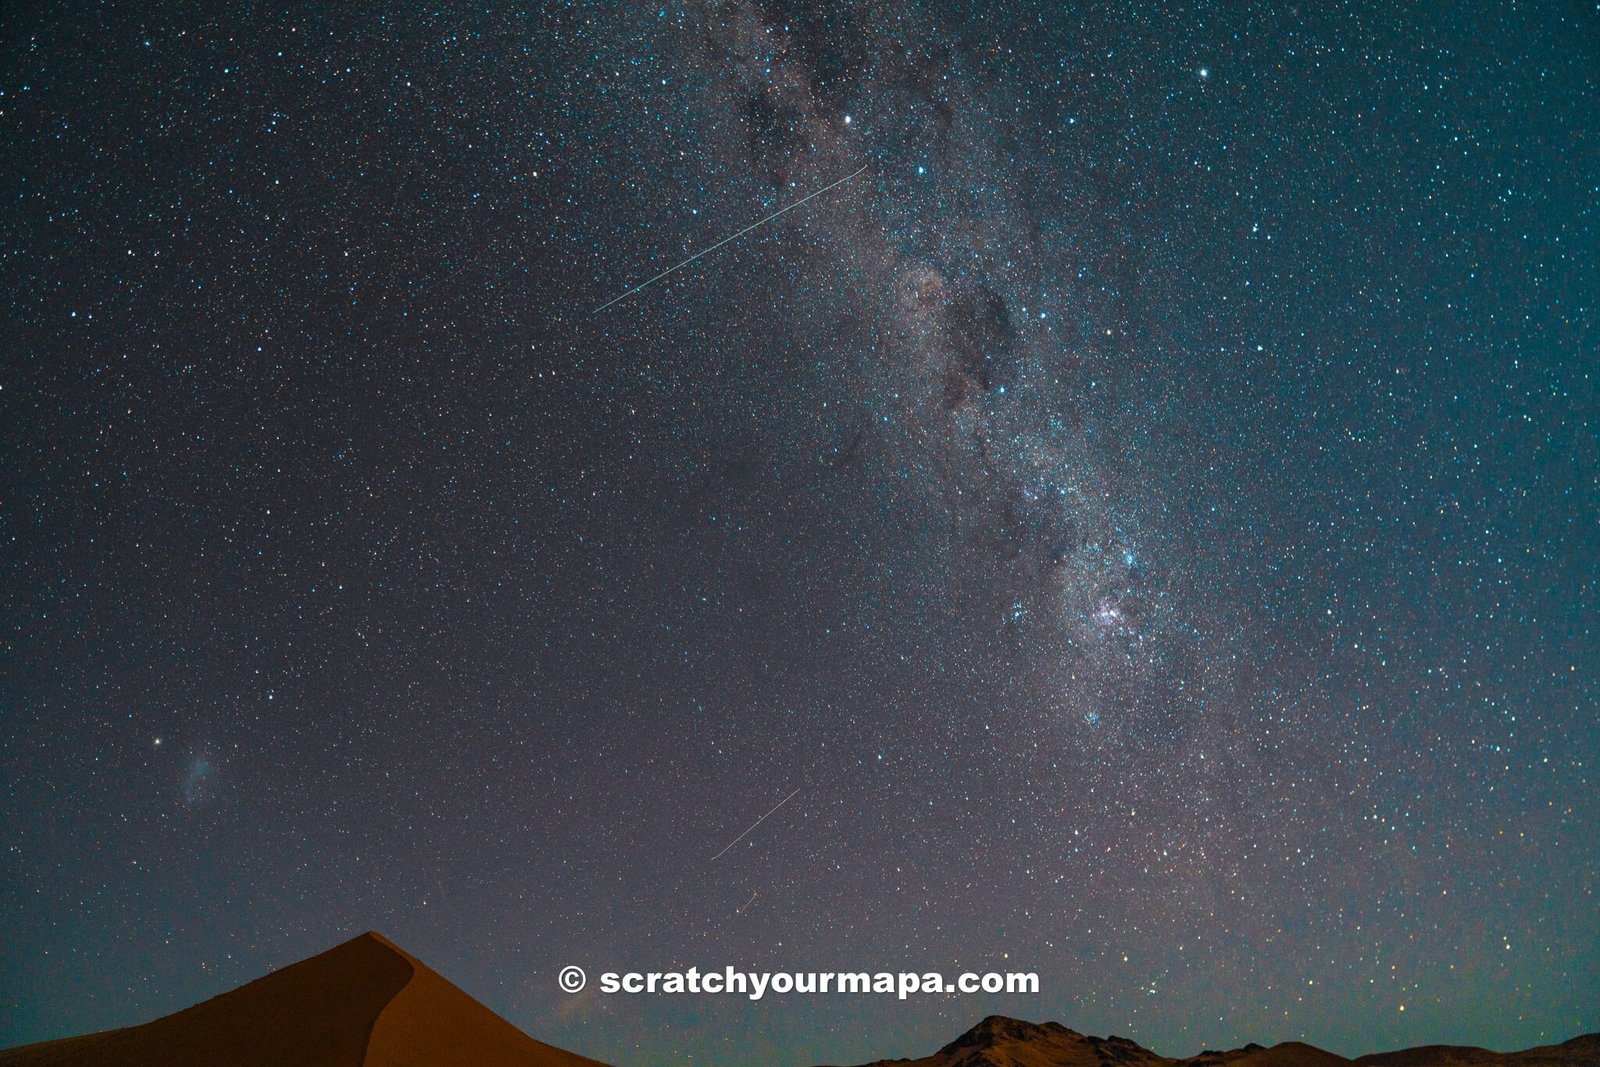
[1,2,1596,1065]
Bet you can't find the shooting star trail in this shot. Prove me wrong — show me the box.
[593,164,868,314]
[710,786,802,861]
[737,890,758,914]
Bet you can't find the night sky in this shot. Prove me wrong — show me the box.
[2,3,1596,1065]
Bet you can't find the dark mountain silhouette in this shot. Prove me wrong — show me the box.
[6,949,1597,1067]
[0,932,610,1067]
[1353,1039,1600,1066]
[826,1015,1600,1067]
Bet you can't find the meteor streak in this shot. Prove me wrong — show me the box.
[711,786,802,861]
[593,164,868,313]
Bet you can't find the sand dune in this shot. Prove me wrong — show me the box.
[5,943,1595,1067]
[0,932,611,1067]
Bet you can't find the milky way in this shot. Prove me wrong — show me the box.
[3,2,1595,1065]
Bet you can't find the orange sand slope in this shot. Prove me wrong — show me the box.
[6,948,1598,1067]
[0,932,612,1067]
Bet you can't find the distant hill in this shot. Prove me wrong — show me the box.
[0,931,610,1067]
[5,947,1595,1067]
[825,1014,1600,1067]
[1352,1037,1600,1067]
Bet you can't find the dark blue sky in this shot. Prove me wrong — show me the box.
[2,2,1595,1064]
